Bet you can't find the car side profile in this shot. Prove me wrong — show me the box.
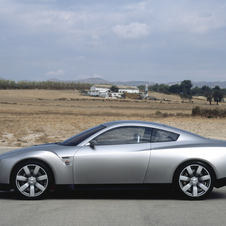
[1,120,226,200]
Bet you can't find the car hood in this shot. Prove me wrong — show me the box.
[0,143,79,160]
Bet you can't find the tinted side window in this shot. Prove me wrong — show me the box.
[94,126,152,145]
[151,129,179,142]
[61,125,106,146]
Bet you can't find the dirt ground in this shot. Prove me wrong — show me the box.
[1,89,226,147]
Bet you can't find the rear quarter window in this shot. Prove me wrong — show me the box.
[151,129,179,142]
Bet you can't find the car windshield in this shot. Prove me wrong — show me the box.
[60,124,106,146]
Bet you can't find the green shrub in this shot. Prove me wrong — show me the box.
[192,106,226,118]
[192,106,201,115]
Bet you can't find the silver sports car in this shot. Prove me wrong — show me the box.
[1,120,226,200]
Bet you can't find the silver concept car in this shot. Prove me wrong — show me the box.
[1,120,226,200]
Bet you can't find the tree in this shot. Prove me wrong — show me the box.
[201,85,211,95]
[137,85,145,91]
[180,80,193,95]
[206,93,213,105]
[203,87,213,105]
[151,84,159,92]
[213,90,224,105]
[110,85,119,92]
[158,84,169,93]
[191,86,202,95]
[169,84,181,94]
[213,85,220,92]
[180,80,193,101]
[211,86,224,105]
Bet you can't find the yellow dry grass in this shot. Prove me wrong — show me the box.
[1,89,226,147]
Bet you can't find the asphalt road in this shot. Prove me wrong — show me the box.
[1,147,226,226]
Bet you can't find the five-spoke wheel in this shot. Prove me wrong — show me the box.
[175,162,214,199]
[12,161,52,199]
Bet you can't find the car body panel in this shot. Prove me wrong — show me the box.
[0,144,80,184]
[73,143,150,184]
[145,146,226,183]
[1,120,226,196]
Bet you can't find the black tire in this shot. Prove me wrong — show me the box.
[174,161,214,200]
[11,160,53,199]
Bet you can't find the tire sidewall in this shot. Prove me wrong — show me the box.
[11,160,53,200]
[174,161,215,200]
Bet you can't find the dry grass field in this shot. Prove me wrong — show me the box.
[1,89,226,147]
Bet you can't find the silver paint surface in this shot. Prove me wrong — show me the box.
[1,120,226,189]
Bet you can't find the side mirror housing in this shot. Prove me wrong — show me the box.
[90,139,97,147]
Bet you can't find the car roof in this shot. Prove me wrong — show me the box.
[102,120,163,128]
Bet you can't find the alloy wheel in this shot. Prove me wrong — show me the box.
[15,164,49,198]
[178,163,212,198]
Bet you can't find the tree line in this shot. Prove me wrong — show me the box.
[1,78,225,105]
[0,79,92,90]
[138,80,226,105]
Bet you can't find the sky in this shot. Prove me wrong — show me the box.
[1,0,226,83]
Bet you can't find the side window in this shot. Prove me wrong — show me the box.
[94,126,152,145]
[151,129,179,142]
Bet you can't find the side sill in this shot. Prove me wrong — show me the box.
[73,183,172,191]
[0,184,11,191]
[215,177,226,188]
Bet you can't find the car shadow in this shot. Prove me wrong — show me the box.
[50,188,177,200]
[208,190,226,200]
[1,186,225,200]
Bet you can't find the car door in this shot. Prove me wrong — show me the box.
[73,126,152,184]
[144,128,181,183]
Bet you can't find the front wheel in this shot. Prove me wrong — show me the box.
[12,161,53,199]
[174,162,214,200]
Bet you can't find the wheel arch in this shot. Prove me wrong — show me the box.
[10,158,55,186]
[172,159,217,186]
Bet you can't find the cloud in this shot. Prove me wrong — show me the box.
[2,0,226,83]
[164,11,224,34]
[113,22,149,39]
[74,73,102,80]
[73,56,86,61]
[93,73,102,78]
[46,69,65,77]
[124,1,147,11]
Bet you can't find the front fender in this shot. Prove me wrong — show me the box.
[0,150,73,185]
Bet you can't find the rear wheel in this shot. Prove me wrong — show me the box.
[174,162,214,200]
[12,161,53,199]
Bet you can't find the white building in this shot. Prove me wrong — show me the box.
[90,84,110,94]
[90,84,139,94]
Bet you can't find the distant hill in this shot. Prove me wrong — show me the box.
[47,78,156,86]
[166,81,226,88]
[192,81,226,88]
[75,77,110,84]
[48,77,110,84]
[165,81,181,86]
[111,81,156,86]
[48,78,61,82]
[66,78,226,88]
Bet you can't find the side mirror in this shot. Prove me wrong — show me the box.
[89,139,97,147]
